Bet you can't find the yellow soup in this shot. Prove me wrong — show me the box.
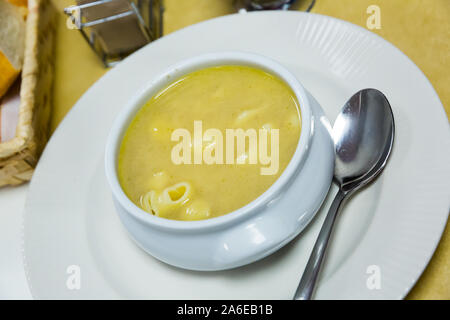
[118,65,301,221]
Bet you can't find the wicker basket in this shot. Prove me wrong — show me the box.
[0,0,56,187]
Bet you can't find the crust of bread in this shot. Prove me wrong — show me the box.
[7,0,28,6]
[0,51,20,98]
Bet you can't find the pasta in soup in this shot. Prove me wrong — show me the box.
[118,65,301,221]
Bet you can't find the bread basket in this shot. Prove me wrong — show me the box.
[0,0,56,187]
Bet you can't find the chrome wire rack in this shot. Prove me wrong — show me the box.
[64,0,164,67]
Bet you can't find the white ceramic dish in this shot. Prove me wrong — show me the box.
[23,12,450,299]
[105,52,334,270]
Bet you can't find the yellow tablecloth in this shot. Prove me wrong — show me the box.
[50,0,449,299]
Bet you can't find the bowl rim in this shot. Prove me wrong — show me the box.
[105,51,313,231]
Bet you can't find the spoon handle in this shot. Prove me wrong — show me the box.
[294,188,347,300]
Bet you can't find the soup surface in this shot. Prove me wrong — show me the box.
[118,65,301,221]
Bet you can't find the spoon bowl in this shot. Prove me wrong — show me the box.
[333,89,395,192]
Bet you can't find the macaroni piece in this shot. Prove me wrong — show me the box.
[140,182,193,219]
[183,199,211,221]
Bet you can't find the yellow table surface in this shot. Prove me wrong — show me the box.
[50,0,449,299]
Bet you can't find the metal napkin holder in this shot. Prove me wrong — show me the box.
[64,0,164,67]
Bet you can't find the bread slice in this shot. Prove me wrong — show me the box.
[0,0,26,98]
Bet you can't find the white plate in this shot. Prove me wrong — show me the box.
[23,12,450,299]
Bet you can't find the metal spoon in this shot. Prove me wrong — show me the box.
[294,88,395,300]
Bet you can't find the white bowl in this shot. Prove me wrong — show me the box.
[105,51,334,271]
